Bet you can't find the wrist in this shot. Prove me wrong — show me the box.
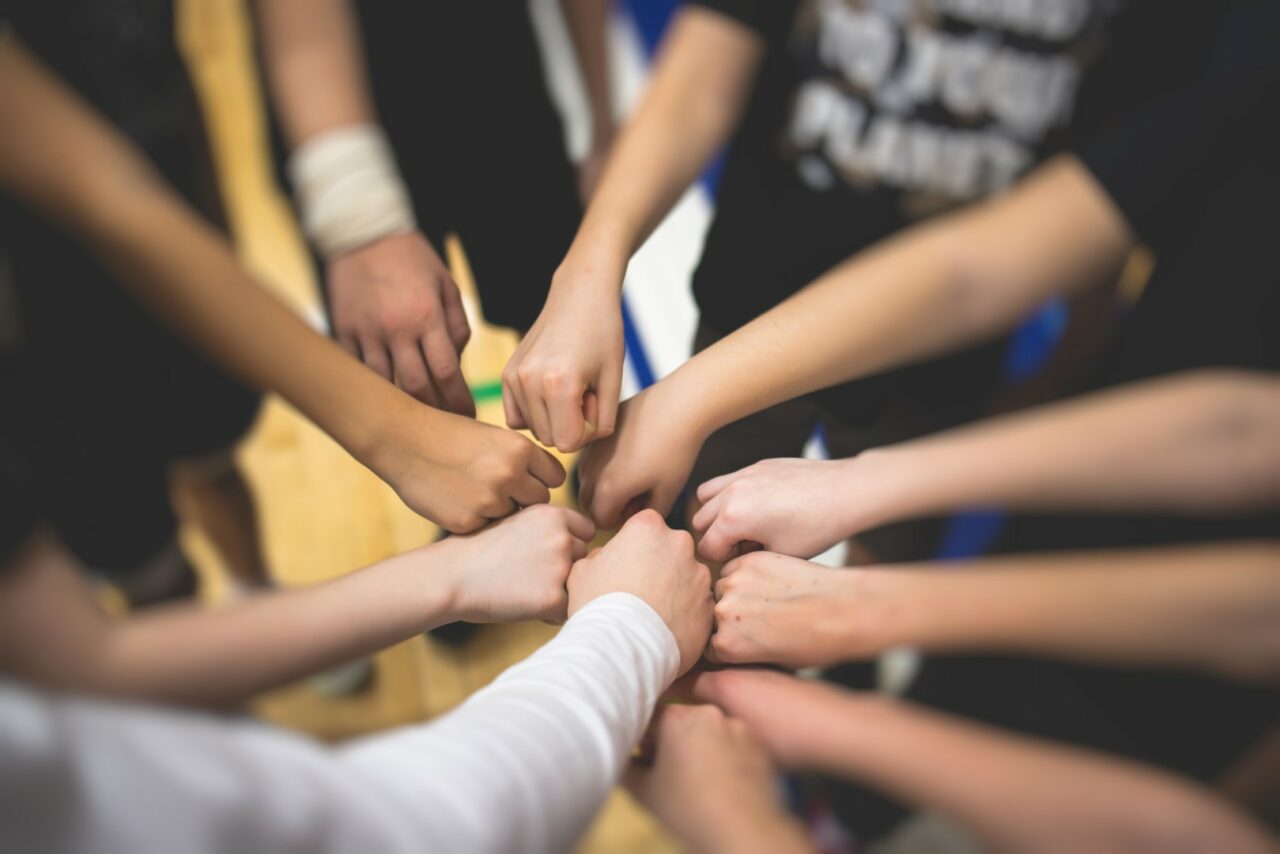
[814,568,909,660]
[839,447,925,532]
[358,388,442,480]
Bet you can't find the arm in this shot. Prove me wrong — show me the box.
[0,507,593,707]
[255,0,474,414]
[691,670,1276,854]
[580,155,1134,526]
[561,0,615,201]
[694,370,1280,561]
[0,593,678,853]
[0,36,562,532]
[623,704,812,854]
[504,7,766,452]
[707,544,1280,682]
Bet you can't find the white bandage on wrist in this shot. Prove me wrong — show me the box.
[288,124,417,259]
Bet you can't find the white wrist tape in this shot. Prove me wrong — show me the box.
[288,124,417,258]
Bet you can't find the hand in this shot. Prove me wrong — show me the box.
[328,231,475,416]
[623,704,809,854]
[368,401,566,533]
[502,255,625,452]
[680,667,854,769]
[434,505,595,623]
[567,509,713,673]
[709,552,883,667]
[694,457,875,562]
[578,382,707,528]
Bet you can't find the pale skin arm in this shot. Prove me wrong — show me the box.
[561,0,615,200]
[694,370,1280,561]
[580,155,1135,526]
[0,506,592,708]
[708,544,1280,681]
[255,0,474,414]
[0,38,562,532]
[504,8,766,452]
[690,669,1276,854]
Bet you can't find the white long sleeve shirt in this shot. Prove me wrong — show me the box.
[0,592,679,853]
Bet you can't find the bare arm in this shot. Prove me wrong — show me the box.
[694,370,1280,561]
[561,0,615,200]
[0,37,562,532]
[504,7,766,451]
[693,670,1275,854]
[0,506,592,708]
[255,0,476,414]
[581,156,1135,526]
[709,544,1280,682]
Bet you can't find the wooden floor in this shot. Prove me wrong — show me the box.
[174,2,675,850]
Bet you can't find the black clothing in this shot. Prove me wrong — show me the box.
[271,3,583,333]
[0,1,259,576]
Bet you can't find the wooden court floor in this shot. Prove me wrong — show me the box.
[174,1,675,850]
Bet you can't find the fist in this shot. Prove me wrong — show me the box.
[708,551,872,668]
[568,509,713,673]
[437,505,595,623]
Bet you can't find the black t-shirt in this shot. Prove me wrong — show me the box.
[687,0,1228,334]
[996,43,1280,557]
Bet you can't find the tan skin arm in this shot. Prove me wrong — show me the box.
[0,36,562,533]
[579,155,1136,526]
[560,0,615,200]
[504,7,767,452]
[254,0,476,415]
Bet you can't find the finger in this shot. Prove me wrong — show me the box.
[338,333,361,360]
[421,327,474,417]
[690,490,726,534]
[391,339,439,406]
[440,274,472,351]
[696,468,748,504]
[526,394,556,450]
[596,362,623,439]
[526,444,567,489]
[545,376,588,453]
[578,452,598,512]
[510,473,552,508]
[581,392,600,445]
[718,552,757,579]
[559,507,596,542]
[698,518,742,564]
[503,371,529,429]
[648,481,684,520]
[358,336,394,383]
[570,538,588,561]
[620,763,652,801]
[704,635,727,665]
[591,482,629,529]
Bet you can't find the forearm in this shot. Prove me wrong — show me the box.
[340,593,680,852]
[659,157,1132,443]
[857,371,1280,529]
[560,9,762,274]
[6,542,453,707]
[94,552,456,706]
[855,543,1280,682]
[254,0,375,146]
[0,35,427,463]
[562,0,613,146]
[807,694,1274,853]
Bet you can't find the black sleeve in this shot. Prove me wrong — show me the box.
[686,0,795,41]
[1076,60,1280,258]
